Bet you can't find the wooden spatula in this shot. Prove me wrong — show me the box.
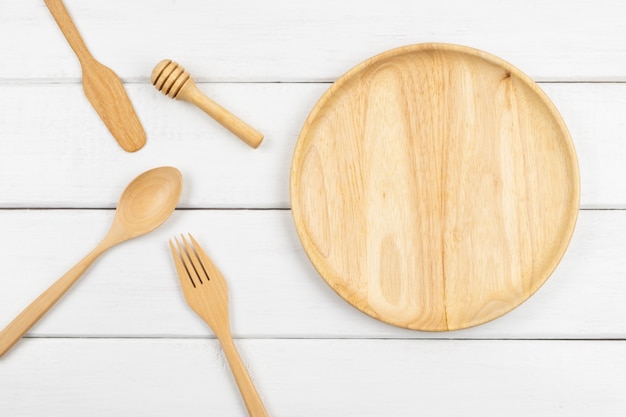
[44,0,146,152]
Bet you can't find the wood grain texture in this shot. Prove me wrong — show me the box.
[1,338,625,417]
[2,1,625,414]
[0,209,624,340]
[291,44,579,331]
[1,82,624,208]
[4,0,626,81]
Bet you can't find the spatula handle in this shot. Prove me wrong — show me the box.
[44,0,93,62]
[219,335,270,417]
[0,245,105,357]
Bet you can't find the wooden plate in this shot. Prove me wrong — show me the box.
[290,44,580,331]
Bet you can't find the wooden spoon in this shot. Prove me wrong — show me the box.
[0,167,183,357]
[44,0,146,152]
[151,59,264,149]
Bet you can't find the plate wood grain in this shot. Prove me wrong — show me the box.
[290,44,580,331]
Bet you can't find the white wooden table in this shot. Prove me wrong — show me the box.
[1,1,625,415]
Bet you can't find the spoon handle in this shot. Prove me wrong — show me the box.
[44,0,93,63]
[0,244,107,357]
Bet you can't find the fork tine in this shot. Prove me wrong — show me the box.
[188,233,226,287]
[175,235,203,285]
[169,238,196,289]
[181,234,209,284]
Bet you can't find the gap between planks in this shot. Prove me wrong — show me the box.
[18,335,626,341]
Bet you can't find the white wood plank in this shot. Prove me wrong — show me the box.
[543,83,626,209]
[0,82,308,209]
[0,338,624,417]
[1,82,626,208]
[3,0,626,81]
[0,209,624,339]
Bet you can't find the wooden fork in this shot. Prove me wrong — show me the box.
[169,234,269,417]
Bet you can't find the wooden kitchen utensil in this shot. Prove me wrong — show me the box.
[169,234,269,417]
[44,0,146,152]
[291,43,580,331]
[0,167,182,357]
[151,59,264,149]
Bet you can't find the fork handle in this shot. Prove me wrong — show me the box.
[0,244,107,357]
[219,335,270,417]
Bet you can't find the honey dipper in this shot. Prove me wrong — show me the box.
[151,60,264,148]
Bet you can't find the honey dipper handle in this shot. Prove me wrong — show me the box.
[178,82,264,149]
[44,0,93,63]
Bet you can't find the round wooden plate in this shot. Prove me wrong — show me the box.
[290,44,580,331]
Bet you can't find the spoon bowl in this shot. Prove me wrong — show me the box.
[111,167,183,241]
[0,166,183,357]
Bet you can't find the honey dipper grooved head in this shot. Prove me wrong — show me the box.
[151,59,191,99]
